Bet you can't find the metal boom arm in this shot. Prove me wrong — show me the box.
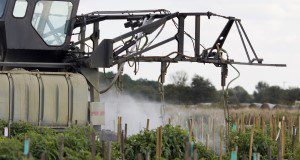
[71,10,285,69]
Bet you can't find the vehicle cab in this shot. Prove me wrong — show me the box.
[0,0,79,64]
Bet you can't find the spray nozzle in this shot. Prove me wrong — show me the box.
[221,64,228,87]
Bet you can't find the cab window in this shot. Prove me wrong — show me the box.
[13,0,28,18]
[32,1,73,46]
[0,0,7,17]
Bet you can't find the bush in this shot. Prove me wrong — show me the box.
[295,144,300,160]
[227,127,275,159]
[0,138,23,160]
[112,125,215,159]
[63,126,102,160]
[10,122,35,137]
[16,131,60,160]
[194,143,216,159]
[0,121,102,160]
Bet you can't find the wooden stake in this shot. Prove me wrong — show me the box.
[189,119,193,142]
[91,132,96,160]
[292,125,296,155]
[278,122,283,160]
[40,153,45,160]
[277,114,280,130]
[201,116,204,140]
[287,117,292,139]
[262,117,266,134]
[255,116,259,129]
[299,116,300,143]
[241,113,245,133]
[145,152,150,160]
[136,153,143,160]
[125,123,128,141]
[268,145,272,160]
[213,119,216,155]
[59,137,65,159]
[146,119,150,131]
[107,141,112,160]
[117,117,122,144]
[205,133,209,150]
[270,115,273,140]
[121,130,125,160]
[193,149,198,160]
[274,115,278,140]
[236,115,240,132]
[208,117,211,133]
[249,126,254,160]
[248,113,251,125]
[225,118,229,153]
[220,126,223,160]
[156,127,162,160]
[257,115,260,128]
[281,117,285,159]
[185,140,191,160]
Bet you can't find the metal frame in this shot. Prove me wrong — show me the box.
[69,10,286,91]
[72,10,285,69]
[0,9,286,69]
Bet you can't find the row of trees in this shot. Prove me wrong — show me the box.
[165,75,218,104]
[253,82,300,105]
[99,71,300,105]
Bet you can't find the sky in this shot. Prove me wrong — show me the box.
[77,0,300,93]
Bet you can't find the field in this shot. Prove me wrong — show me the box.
[166,106,300,159]
[1,106,300,160]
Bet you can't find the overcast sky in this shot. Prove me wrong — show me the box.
[77,0,300,93]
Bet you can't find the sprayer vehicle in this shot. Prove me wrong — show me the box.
[0,0,285,130]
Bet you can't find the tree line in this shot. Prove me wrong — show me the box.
[100,71,300,105]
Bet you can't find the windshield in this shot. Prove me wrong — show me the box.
[32,1,73,46]
[0,0,7,17]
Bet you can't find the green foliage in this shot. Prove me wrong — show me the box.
[165,75,218,104]
[227,86,253,104]
[285,88,300,105]
[10,122,35,137]
[295,144,300,160]
[191,75,217,103]
[165,85,194,104]
[0,138,23,160]
[62,126,102,159]
[2,120,299,160]
[101,72,219,104]
[228,127,275,159]
[0,121,102,160]
[253,81,300,104]
[112,125,215,159]
[194,143,216,159]
[17,131,59,160]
